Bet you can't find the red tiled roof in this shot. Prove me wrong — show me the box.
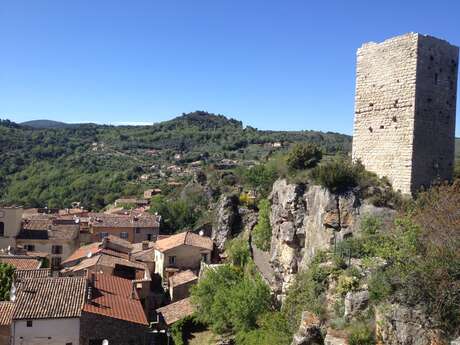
[169,270,198,287]
[0,256,41,270]
[14,269,51,281]
[156,297,195,325]
[0,302,14,326]
[84,274,148,325]
[13,276,87,320]
[88,213,159,228]
[154,232,213,252]
[62,242,101,265]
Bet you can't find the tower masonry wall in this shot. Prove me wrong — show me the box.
[352,33,458,194]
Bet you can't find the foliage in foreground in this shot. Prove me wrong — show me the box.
[252,199,272,251]
[0,263,14,301]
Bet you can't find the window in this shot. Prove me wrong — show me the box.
[147,234,152,241]
[51,257,62,269]
[201,253,208,263]
[99,232,109,240]
[24,244,35,252]
[0,222,4,237]
[135,228,141,234]
[168,256,176,265]
[26,320,33,327]
[51,245,62,254]
[65,343,73,345]
[120,232,129,240]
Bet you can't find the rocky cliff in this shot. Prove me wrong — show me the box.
[269,179,395,300]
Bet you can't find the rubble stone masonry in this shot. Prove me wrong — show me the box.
[352,33,458,194]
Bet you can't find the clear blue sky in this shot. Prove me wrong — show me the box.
[1,0,459,135]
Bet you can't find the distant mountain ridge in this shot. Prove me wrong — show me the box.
[20,119,83,129]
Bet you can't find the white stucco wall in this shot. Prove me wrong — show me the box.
[12,318,80,345]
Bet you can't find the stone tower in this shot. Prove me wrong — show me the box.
[352,33,458,194]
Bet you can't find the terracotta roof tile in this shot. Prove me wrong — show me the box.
[62,242,102,265]
[13,276,87,320]
[0,302,14,326]
[84,274,148,325]
[0,256,41,270]
[156,297,195,325]
[14,268,51,281]
[154,232,213,252]
[89,213,159,228]
[169,270,198,287]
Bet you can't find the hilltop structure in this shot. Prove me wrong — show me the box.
[352,33,458,194]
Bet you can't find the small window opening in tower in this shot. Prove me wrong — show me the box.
[430,55,434,61]
[369,102,374,107]
[392,116,397,122]
[368,127,373,133]
[380,125,384,129]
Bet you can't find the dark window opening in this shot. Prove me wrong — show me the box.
[380,125,384,129]
[51,257,62,270]
[168,256,176,265]
[51,245,62,254]
[26,320,33,327]
[434,73,438,85]
[0,222,4,237]
[392,116,397,122]
[368,127,373,133]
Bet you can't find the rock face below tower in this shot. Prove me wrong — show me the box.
[352,33,458,194]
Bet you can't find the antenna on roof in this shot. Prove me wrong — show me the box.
[199,230,204,236]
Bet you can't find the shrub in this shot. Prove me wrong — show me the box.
[310,158,358,194]
[252,199,272,251]
[191,264,271,335]
[0,263,14,301]
[286,143,322,170]
[347,322,375,345]
[226,238,251,267]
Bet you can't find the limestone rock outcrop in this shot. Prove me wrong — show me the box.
[375,303,446,345]
[212,194,241,251]
[269,179,395,298]
[291,311,323,345]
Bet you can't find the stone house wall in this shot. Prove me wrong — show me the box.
[80,312,149,345]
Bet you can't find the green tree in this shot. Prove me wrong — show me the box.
[286,143,322,170]
[252,199,272,251]
[0,263,14,301]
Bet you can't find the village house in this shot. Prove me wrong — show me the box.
[0,301,14,345]
[9,273,150,345]
[0,207,23,250]
[88,213,159,243]
[143,188,162,199]
[168,270,198,302]
[0,254,42,270]
[61,236,149,280]
[114,197,149,208]
[11,276,87,345]
[155,297,195,329]
[81,273,150,345]
[15,217,80,271]
[154,231,213,280]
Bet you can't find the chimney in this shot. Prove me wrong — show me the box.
[131,281,137,299]
[90,272,96,285]
[142,240,149,250]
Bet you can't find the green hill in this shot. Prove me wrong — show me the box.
[0,112,351,209]
[20,119,84,129]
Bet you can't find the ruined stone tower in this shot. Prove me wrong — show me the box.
[352,33,459,194]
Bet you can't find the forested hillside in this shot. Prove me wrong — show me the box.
[0,112,351,209]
